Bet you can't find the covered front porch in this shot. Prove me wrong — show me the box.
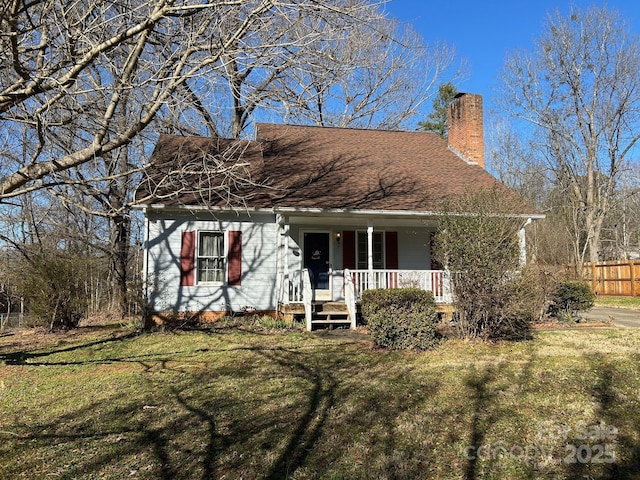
[274,210,451,330]
[279,267,452,330]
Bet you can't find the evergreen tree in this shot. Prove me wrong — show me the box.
[418,82,458,139]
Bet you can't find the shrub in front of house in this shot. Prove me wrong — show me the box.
[19,248,90,331]
[432,188,534,340]
[361,288,440,350]
[548,280,595,322]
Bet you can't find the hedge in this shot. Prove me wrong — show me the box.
[361,288,440,350]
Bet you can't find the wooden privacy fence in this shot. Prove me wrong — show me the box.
[582,260,640,296]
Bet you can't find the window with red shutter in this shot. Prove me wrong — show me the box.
[197,231,225,283]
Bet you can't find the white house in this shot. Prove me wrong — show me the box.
[134,93,542,329]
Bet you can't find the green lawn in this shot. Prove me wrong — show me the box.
[1,322,640,479]
[594,295,640,309]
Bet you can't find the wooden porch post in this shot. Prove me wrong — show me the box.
[518,218,531,267]
[367,223,374,288]
[284,225,290,291]
[276,214,290,305]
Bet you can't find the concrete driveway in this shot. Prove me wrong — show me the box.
[583,306,640,328]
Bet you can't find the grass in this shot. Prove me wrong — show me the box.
[2,322,640,479]
[594,295,640,309]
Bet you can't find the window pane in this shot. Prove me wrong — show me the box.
[373,233,384,269]
[199,232,222,257]
[197,232,224,283]
[198,258,224,283]
[356,231,384,269]
[357,232,367,269]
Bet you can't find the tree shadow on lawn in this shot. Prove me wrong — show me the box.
[463,364,504,480]
[462,352,539,480]
[0,328,461,479]
[17,329,640,479]
[179,341,640,479]
[257,347,337,479]
[1,333,448,479]
[564,352,640,480]
[160,345,340,480]
[460,345,640,480]
[0,337,348,479]
[0,328,141,365]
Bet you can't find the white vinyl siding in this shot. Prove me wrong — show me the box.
[146,212,278,313]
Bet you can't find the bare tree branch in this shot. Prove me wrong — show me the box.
[497,5,640,269]
[1,0,382,196]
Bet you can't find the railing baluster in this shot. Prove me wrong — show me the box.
[348,269,450,303]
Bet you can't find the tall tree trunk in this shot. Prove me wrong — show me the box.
[110,213,130,316]
[107,144,132,317]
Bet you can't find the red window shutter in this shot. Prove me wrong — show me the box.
[228,230,242,286]
[385,231,398,269]
[180,231,195,286]
[342,230,355,269]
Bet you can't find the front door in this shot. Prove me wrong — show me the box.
[303,232,331,300]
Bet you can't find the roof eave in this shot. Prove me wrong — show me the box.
[132,203,544,220]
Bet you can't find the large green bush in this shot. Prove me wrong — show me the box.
[361,288,439,350]
[548,281,595,322]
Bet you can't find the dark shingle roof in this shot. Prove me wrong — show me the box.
[135,123,536,214]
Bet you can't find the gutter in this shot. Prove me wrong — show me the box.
[131,203,545,221]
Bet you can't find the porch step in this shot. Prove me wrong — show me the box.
[311,319,351,324]
[313,302,349,313]
[310,302,351,329]
[312,311,350,322]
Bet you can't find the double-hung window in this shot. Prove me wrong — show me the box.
[356,231,384,269]
[197,231,224,283]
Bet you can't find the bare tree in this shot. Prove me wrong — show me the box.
[497,5,640,272]
[161,3,462,137]
[0,0,389,198]
[487,120,547,208]
[274,15,461,129]
[598,175,640,260]
[0,0,395,315]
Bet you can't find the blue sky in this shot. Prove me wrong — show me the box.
[383,0,640,115]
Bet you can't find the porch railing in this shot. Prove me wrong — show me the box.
[280,269,452,305]
[349,269,452,303]
[282,269,306,303]
[281,269,313,328]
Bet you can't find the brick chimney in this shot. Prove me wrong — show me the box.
[447,93,484,168]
